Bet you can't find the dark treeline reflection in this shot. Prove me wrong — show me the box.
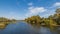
[27,23,60,34]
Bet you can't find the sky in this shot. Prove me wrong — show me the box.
[0,0,60,20]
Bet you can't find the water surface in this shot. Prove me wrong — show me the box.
[0,21,60,34]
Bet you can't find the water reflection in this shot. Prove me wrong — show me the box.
[0,22,10,29]
[28,23,52,34]
[0,22,60,34]
[49,26,60,34]
[28,23,60,34]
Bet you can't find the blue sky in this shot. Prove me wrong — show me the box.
[0,0,60,20]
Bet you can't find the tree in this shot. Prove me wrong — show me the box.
[53,8,60,25]
[56,8,60,14]
[25,15,41,24]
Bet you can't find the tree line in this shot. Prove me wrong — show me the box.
[0,17,16,29]
[25,8,60,26]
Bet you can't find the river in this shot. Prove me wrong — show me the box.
[0,21,60,34]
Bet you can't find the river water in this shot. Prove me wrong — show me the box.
[0,21,60,34]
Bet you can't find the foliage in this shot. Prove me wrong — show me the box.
[25,15,41,24]
[0,17,16,29]
[25,8,60,26]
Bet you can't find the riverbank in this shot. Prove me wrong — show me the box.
[52,24,60,27]
[0,21,16,29]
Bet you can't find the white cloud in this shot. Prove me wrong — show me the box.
[48,2,60,9]
[41,11,55,18]
[25,7,47,17]
[25,2,60,18]
[53,2,60,7]
[53,2,60,8]
[29,7,46,14]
